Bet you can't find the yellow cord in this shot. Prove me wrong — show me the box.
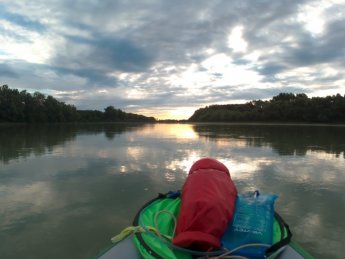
[153,210,177,240]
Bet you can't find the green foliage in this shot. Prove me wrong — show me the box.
[0,85,156,123]
[0,85,79,123]
[188,93,345,123]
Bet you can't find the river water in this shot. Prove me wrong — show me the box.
[0,123,344,258]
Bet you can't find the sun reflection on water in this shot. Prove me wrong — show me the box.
[139,124,198,139]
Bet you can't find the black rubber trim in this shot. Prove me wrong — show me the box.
[132,194,164,226]
[134,232,163,259]
[265,211,292,255]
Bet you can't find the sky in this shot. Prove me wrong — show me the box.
[1,0,345,120]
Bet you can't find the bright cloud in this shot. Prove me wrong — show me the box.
[297,3,326,35]
[228,26,248,52]
[0,20,54,63]
[202,53,262,86]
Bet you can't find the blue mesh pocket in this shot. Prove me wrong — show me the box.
[221,191,277,258]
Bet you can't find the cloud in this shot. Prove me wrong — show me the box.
[0,63,18,78]
[0,3,46,32]
[0,26,30,43]
[229,86,309,101]
[54,34,155,73]
[53,66,118,88]
[1,0,345,119]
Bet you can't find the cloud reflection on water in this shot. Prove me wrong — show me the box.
[1,123,345,259]
[0,181,55,229]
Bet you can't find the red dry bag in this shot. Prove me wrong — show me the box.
[173,158,237,251]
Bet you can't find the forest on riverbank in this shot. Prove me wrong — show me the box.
[0,85,155,123]
[189,93,345,123]
[2,85,345,124]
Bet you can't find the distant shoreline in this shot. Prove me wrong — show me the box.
[2,121,345,127]
[0,121,154,125]
[163,121,345,127]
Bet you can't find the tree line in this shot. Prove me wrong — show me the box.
[188,93,345,123]
[0,85,155,123]
[3,85,345,124]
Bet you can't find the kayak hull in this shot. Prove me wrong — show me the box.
[95,236,313,259]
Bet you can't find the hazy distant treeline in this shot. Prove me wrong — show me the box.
[0,85,155,123]
[189,93,345,123]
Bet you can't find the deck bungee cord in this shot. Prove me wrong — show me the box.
[154,210,177,241]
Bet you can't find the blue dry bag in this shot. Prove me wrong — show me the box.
[221,191,277,259]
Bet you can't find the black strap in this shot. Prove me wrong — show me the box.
[265,212,292,255]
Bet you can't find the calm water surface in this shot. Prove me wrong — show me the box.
[0,123,344,259]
